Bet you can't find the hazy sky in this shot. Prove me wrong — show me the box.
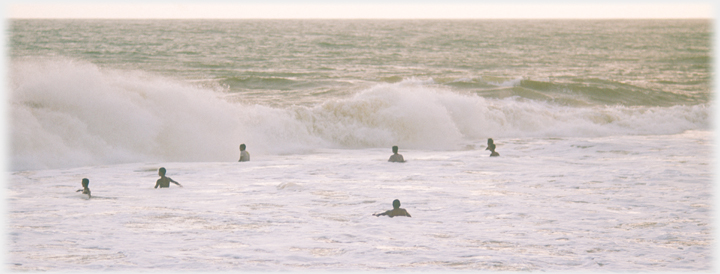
[8,2,714,19]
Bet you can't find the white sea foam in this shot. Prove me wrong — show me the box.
[7,130,712,271]
[10,59,710,170]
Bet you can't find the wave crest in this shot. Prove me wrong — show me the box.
[10,59,710,170]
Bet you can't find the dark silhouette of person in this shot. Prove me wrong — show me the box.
[76,178,91,198]
[238,143,250,162]
[486,138,499,157]
[155,167,182,188]
[388,145,405,162]
[373,199,411,217]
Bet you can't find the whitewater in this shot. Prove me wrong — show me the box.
[7,19,713,271]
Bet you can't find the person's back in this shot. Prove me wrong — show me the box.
[388,153,405,162]
[156,177,171,188]
[384,208,411,217]
[239,150,250,162]
[388,145,405,163]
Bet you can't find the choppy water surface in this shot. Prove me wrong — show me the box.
[11,19,710,107]
[8,19,713,271]
[8,130,712,271]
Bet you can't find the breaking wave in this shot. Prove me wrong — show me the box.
[10,59,709,170]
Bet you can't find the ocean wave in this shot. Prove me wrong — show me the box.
[516,79,705,107]
[10,59,710,170]
[222,76,301,90]
[300,79,708,146]
[439,77,706,107]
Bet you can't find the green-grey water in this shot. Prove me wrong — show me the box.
[11,19,711,107]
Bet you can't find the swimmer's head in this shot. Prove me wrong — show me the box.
[158,167,166,176]
[392,199,401,209]
[81,178,89,188]
[240,144,246,151]
[487,138,494,145]
[392,146,398,154]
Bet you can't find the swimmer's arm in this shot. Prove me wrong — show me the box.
[77,189,91,198]
[154,180,160,189]
[169,177,183,187]
[373,210,390,217]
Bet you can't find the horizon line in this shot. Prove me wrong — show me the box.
[9,18,712,20]
[9,3,713,19]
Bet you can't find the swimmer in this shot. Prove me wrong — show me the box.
[238,143,250,162]
[373,199,411,218]
[388,145,405,162]
[486,138,499,157]
[155,167,182,188]
[76,178,91,198]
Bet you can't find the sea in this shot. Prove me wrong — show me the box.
[7,19,713,271]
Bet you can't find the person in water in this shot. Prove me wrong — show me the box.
[238,143,250,162]
[76,178,91,198]
[374,199,411,217]
[486,138,499,157]
[155,167,183,188]
[388,145,405,162]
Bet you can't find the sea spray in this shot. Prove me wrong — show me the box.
[296,78,708,146]
[296,80,467,149]
[10,59,710,170]
[10,59,310,170]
